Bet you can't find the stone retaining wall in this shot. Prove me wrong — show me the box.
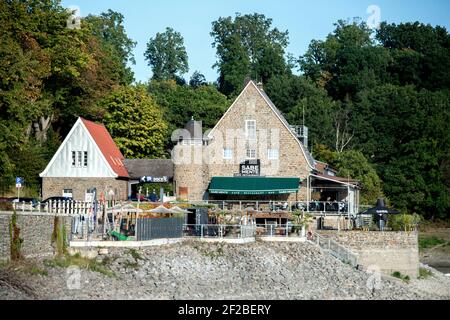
[0,213,71,261]
[318,230,419,278]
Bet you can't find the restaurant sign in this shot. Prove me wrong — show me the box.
[240,160,261,176]
[140,176,169,183]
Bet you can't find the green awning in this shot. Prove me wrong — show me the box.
[209,177,301,195]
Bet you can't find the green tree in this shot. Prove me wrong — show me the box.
[211,13,289,96]
[334,150,385,205]
[265,74,336,148]
[148,80,229,149]
[102,85,168,158]
[84,9,137,85]
[300,19,391,100]
[144,27,189,82]
[376,22,450,91]
[189,71,207,88]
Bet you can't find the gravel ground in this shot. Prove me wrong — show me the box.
[1,241,449,300]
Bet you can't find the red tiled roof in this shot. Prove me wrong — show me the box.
[81,118,129,178]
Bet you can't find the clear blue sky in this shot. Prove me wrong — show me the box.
[61,0,450,84]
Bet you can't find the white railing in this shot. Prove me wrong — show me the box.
[10,200,103,216]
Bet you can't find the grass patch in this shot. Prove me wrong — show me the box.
[419,268,433,279]
[123,260,139,270]
[1,260,48,277]
[122,249,145,270]
[419,236,446,250]
[193,243,225,260]
[129,249,144,262]
[392,271,411,283]
[43,253,115,278]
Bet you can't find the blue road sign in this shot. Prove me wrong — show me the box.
[15,177,24,184]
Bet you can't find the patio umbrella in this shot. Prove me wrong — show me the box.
[359,199,400,230]
[170,206,190,214]
[146,205,178,214]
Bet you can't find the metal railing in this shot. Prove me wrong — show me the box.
[186,200,355,215]
[254,224,305,238]
[311,232,359,268]
[182,224,255,239]
[182,224,306,240]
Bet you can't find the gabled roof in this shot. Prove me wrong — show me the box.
[314,160,338,175]
[80,118,129,178]
[124,159,173,180]
[208,80,315,170]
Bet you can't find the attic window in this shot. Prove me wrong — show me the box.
[72,151,85,168]
[77,151,82,167]
[245,120,256,140]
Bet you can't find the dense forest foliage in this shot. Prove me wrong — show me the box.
[0,1,448,219]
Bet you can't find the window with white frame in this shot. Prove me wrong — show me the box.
[72,151,87,168]
[246,149,256,159]
[268,149,279,160]
[245,120,256,140]
[223,148,233,159]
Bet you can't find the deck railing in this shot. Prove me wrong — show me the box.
[183,200,356,215]
[182,224,306,240]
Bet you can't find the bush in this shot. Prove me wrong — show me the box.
[388,214,422,232]
[419,268,433,279]
[0,202,13,211]
[392,271,410,283]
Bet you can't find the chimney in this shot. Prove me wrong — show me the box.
[256,81,264,91]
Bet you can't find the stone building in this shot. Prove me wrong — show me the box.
[173,80,360,214]
[40,118,129,201]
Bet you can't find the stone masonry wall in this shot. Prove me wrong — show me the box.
[318,230,419,278]
[0,213,71,261]
[173,82,312,201]
[42,177,128,201]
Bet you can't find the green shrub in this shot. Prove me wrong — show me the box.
[392,271,410,283]
[419,268,433,279]
[388,214,422,232]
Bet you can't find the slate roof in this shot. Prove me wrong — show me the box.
[81,118,129,178]
[124,159,174,180]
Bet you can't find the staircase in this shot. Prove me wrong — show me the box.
[309,232,359,268]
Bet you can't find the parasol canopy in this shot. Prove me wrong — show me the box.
[359,199,400,216]
[170,206,190,214]
[146,205,179,214]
